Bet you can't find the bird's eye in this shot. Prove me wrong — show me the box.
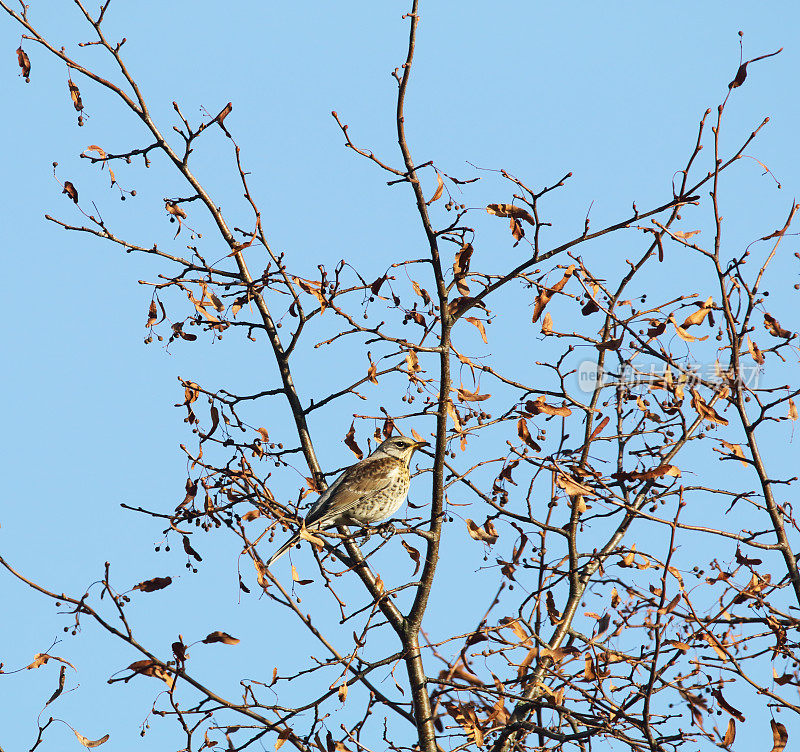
[395,440,404,446]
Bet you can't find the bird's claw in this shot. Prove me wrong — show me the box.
[377,521,396,539]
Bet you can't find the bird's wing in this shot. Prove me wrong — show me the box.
[304,470,347,523]
[304,457,399,528]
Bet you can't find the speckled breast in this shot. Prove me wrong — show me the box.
[347,470,410,524]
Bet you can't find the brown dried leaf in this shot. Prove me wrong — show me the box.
[517,418,541,452]
[201,404,220,440]
[572,494,588,513]
[254,559,269,589]
[701,632,729,661]
[453,244,473,276]
[746,336,765,365]
[583,653,597,682]
[457,385,491,402]
[663,640,691,653]
[539,647,580,663]
[202,631,240,645]
[84,145,107,159]
[465,316,488,343]
[343,422,363,460]
[171,638,186,662]
[450,663,484,686]
[486,203,535,225]
[132,576,172,593]
[672,229,701,240]
[216,102,233,124]
[401,539,421,575]
[589,415,609,441]
[657,593,681,616]
[541,312,553,334]
[764,312,793,339]
[596,336,623,351]
[723,718,736,747]
[183,535,202,562]
[623,464,681,481]
[503,618,530,645]
[729,48,783,90]
[719,439,748,467]
[556,473,593,498]
[770,719,788,752]
[443,701,484,748]
[670,315,708,342]
[581,297,600,315]
[526,396,572,417]
[127,659,174,688]
[621,546,636,567]
[146,300,158,328]
[446,400,463,431]
[427,171,444,204]
[510,216,524,243]
[16,46,31,82]
[497,458,519,485]
[26,653,76,671]
[63,180,79,203]
[773,668,795,686]
[735,547,762,566]
[274,728,292,750]
[165,201,186,219]
[370,274,388,296]
[294,277,327,313]
[546,590,561,624]
[405,350,421,374]
[691,389,728,426]
[729,64,748,89]
[338,682,348,702]
[231,294,249,316]
[789,399,798,421]
[532,265,575,323]
[45,665,67,707]
[73,729,110,748]
[681,296,713,328]
[447,295,480,318]
[411,280,431,305]
[465,518,499,545]
[409,309,426,326]
[366,360,378,385]
[514,650,537,684]
[68,78,84,111]
[733,572,771,603]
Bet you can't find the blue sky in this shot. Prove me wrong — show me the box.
[1,1,799,749]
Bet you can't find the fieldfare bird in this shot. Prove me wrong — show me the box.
[267,435,428,566]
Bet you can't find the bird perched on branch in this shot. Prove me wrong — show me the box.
[267,435,428,567]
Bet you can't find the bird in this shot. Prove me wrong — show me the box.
[267,434,428,566]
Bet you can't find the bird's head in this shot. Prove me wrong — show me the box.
[373,434,429,463]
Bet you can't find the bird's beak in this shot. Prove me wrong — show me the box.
[414,440,430,450]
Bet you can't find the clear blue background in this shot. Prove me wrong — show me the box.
[1,1,798,749]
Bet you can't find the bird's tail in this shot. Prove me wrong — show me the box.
[266,533,300,568]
